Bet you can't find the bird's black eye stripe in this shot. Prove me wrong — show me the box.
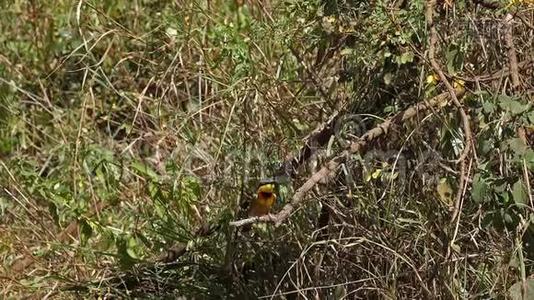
[260,192,272,197]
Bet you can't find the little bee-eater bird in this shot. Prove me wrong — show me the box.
[248,183,277,217]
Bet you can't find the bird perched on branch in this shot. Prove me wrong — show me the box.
[248,183,277,217]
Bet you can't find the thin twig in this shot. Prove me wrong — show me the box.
[448,157,473,259]
[425,0,472,225]
[459,59,532,83]
[230,89,465,227]
[289,46,336,111]
[518,127,534,210]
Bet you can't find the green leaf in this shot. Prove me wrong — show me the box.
[445,45,463,75]
[503,210,515,225]
[80,219,93,246]
[525,149,534,168]
[508,138,529,156]
[482,101,496,114]
[116,235,137,268]
[478,139,494,155]
[502,192,510,204]
[126,236,140,259]
[512,180,527,205]
[498,95,530,115]
[131,161,160,181]
[472,174,489,203]
[397,51,414,65]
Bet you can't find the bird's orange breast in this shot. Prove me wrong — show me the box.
[248,184,276,217]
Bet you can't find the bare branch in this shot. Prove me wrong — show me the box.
[503,13,521,90]
[230,88,466,228]
[425,0,472,227]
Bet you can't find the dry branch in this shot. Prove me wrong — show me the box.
[461,59,532,83]
[425,0,472,227]
[277,112,341,178]
[271,48,521,219]
[503,13,521,90]
[230,88,465,227]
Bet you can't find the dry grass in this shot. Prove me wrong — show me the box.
[0,0,533,298]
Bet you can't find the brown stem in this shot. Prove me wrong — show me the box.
[503,13,521,90]
[230,88,466,228]
[425,0,472,225]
